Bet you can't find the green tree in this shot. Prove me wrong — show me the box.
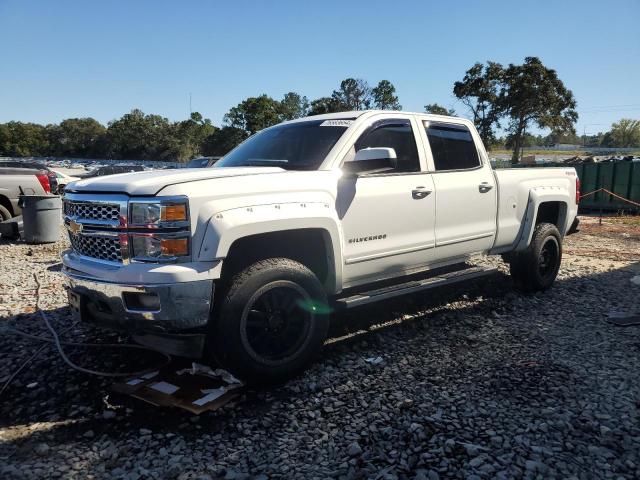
[0,121,51,156]
[498,57,578,162]
[48,117,107,158]
[331,78,372,110]
[105,109,176,160]
[224,95,282,134]
[608,119,640,147]
[542,129,581,146]
[424,103,456,116]
[372,80,401,110]
[453,61,504,147]
[279,92,309,121]
[172,112,216,161]
[308,96,346,116]
[201,126,249,156]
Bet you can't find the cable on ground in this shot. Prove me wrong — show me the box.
[0,274,173,396]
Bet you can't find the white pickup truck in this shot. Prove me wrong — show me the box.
[62,110,580,383]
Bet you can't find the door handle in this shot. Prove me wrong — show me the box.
[412,187,432,200]
[479,182,493,193]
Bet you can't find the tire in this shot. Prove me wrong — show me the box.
[509,222,562,292]
[0,204,11,222]
[210,258,330,384]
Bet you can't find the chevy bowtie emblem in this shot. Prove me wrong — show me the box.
[68,220,83,234]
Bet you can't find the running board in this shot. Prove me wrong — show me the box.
[334,266,499,309]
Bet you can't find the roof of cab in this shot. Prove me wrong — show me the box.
[286,109,465,124]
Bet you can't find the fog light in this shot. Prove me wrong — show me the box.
[123,292,161,312]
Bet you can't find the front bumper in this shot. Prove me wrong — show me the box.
[63,269,214,332]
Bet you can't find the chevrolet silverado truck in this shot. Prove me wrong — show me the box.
[62,110,580,383]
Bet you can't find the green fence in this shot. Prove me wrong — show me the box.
[574,162,640,211]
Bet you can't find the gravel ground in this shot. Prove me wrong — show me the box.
[1,216,639,479]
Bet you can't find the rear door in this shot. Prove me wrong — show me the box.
[421,120,497,260]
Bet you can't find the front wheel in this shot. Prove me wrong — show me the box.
[509,222,562,292]
[209,258,330,384]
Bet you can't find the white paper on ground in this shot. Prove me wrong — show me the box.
[141,371,159,380]
[631,275,640,286]
[126,378,144,386]
[212,369,242,385]
[176,363,243,386]
[192,387,227,406]
[149,381,180,395]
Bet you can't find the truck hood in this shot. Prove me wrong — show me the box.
[67,167,285,196]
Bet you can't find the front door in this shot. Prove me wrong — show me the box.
[338,117,436,288]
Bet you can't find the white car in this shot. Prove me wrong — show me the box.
[52,170,81,194]
[61,110,580,383]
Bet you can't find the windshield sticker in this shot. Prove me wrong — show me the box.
[320,120,354,127]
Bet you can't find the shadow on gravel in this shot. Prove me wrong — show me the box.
[1,261,639,471]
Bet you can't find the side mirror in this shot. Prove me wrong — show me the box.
[343,147,398,175]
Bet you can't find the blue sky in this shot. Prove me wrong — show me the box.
[1,0,638,136]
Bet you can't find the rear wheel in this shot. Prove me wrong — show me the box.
[509,222,562,292]
[210,258,330,384]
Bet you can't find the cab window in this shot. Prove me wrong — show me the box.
[354,119,420,173]
[425,122,481,171]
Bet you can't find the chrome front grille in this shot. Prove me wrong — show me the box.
[63,194,129,264]
[64,201,120,221]
[69,233,123,263]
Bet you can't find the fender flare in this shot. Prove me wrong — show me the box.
[513,188,570,252]
[196,202,344,293]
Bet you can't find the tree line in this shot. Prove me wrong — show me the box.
[1,57,637,163]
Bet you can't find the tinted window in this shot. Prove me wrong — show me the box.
[425,122,480,171]
[216,120,350,171]
[354,120,420,173]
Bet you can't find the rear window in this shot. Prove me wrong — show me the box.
[424,122,480,171]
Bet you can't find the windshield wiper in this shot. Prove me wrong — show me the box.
[245,159,289,167]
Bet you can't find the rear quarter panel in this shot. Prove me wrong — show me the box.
[493,167,578,252]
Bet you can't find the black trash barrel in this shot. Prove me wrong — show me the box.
[19,195,62,244]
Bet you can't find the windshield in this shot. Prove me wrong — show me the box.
[216,119,351,170]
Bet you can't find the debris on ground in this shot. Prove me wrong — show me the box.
[364,356,384,365]
[607,311,640,326]
[112,362,244,415]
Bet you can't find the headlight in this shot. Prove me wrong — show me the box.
[130,199,188,226]
[128,196,191,263]
[131,234,190,261]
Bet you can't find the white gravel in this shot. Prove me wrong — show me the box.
[1,217,639,479]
